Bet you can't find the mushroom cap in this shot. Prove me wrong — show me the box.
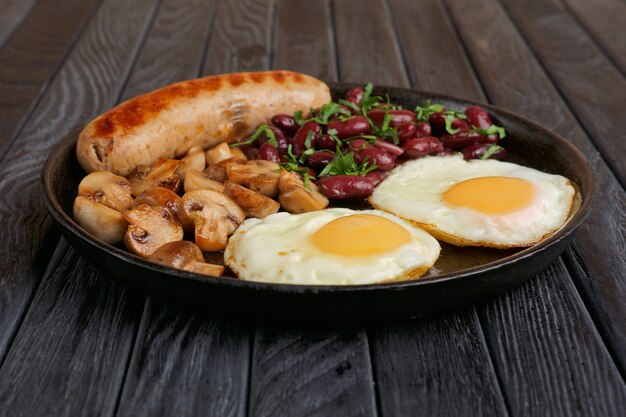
[77,171,133,212]
[123,203,184,258]
[278,170,329,213]
[73,196,127,244]
[148,240,204,269]
[128,157,181,196]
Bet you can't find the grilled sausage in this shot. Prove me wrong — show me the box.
[77,70,331,176]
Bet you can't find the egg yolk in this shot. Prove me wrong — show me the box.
[443,176,536,214]
[312,214,411,256]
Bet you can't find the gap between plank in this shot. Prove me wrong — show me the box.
[0,0,38,51]
[267,0,277,71]
[328,0,341,82]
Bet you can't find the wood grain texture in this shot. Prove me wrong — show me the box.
[116,302,250,417]
[273,0,337,81]
[333,1,507,415]
[249,327,376,417]
[333,0,408,85]
[0,0,101,161]
[121,0,217,99]
[500,0,626,186]
[0,0,159,383]
[202,0,272,75]
[371,311,508,417]
[387,0,483,98]
[447,0,626,374]
[479,260,626,417]
[0,0,37,48]
[0,241,144,417]
[564,0,626,75]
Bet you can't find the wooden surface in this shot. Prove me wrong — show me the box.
[0,0,624,416]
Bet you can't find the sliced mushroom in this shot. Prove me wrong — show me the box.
[181,189,245,251]
[77,171,133,212]
[205,142,247,166]
[123,203,184,258]
[223,182,280,218]
[177,146,206,180]
[184,170,224,193]
[133,186,182,223]
[229,147,248,162]
[226,160,280,190]
[205,158,245,182]
[148,241,224,276]
[278,170,329,213]
[127,157,181,196]
[73,196,127,244]
[249,174,280,198]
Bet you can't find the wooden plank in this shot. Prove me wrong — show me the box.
[0,0,37,48]
[371,311,509,417]
[250,327,377,417]
[564,0,626,75]
[201,0,272,75]
[116,302,250,417]
[333,0,408,85]
[0,0,101,161]
[273,0,337,81]
[333,1,508,416]
[479,260,626,416]
[0,242,144,417]
[500,0,626,186]
[388,0,483,98]
[447,0,626,374]
[0,0,160,402]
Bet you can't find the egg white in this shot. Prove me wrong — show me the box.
[224,208,441,285]
[369,155,576,248]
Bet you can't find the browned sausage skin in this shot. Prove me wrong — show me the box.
[77,71,331,176]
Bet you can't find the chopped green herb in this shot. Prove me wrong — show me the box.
[415,100,444,122]
[338,98,360,113]
[294,110,305,126]
[480,144,504,160]
[279,145,316,186]
[230,124,276,147]
[318,148,378,177]
[444,114,461,135]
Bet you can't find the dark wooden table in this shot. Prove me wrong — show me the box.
[0,0,625,415]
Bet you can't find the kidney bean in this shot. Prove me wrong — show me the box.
[436,149,459,157]
[397,122,417,143]
[465,106,492,129]
[292,121,321,156]
[327,116,370,138]
[244,146,260,160]
[485,134,499,144]
[373,139,404,156]
[367,109,416,127]
[416,121,433,137]
[307,151,335,170]
[403,137,444,159]
[271,114,299,135]
[259,143,280,163]
[348,138,369,151]
[463,144,508,160]
[317,175,374,199]
[353,146,396,171]
[259,126,289,154]
[440,129,485,149]
[345,87,364,104]
[429,112,447,134]
[316,134,337,150]
[365,170,388,187]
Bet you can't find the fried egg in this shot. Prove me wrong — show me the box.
[224,208,441,285]
[369,155,576,248]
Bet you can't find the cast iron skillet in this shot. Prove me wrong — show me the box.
[41,84,594,322]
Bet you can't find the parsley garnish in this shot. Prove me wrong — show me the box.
[415,100,444,122]
[230,124,276,147]
[473,124,507,139]
[293,110,305,126]
[279,145,316,186]
[480,144,504,160]
[318,148,378,177]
